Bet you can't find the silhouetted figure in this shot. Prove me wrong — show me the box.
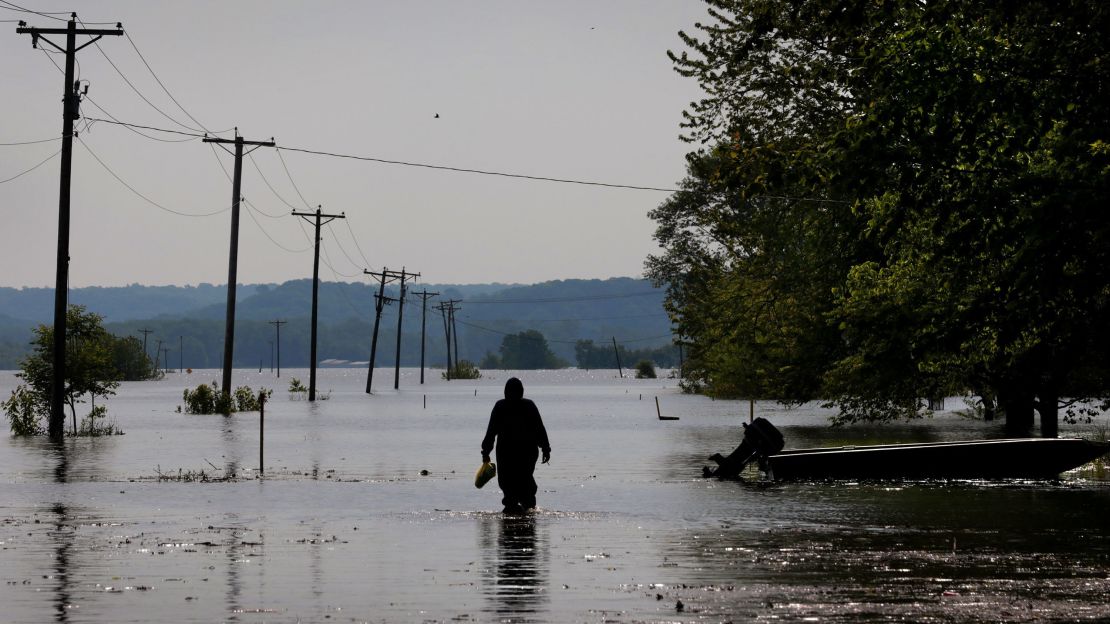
[482,378,550,513]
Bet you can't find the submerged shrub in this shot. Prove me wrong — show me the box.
[75,404,123,437]
[4,385,44,436]
[183,383,267,414]
[442,360,482,380]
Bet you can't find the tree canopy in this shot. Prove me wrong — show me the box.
[649,0,1110,432]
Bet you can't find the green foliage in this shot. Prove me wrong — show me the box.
[75,404,123,437]
[634,360,657,379]
[288,378,307,393]
[109,335,161,381]
[480,352,502,369]
[574,339,678,369]
[443,360,482,380]
[652,0,1110,428]
[182,383,219,414]
[497,330,567,369]
[233,386,271,412]
[183,382,269,414]
[8,305,126,436]
[3,385,44,436]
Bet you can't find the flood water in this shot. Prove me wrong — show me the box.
[1,368,1108,623]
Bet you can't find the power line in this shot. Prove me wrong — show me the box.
[0,136,61,146]
[275,146,678,192]
[0,148,60,184]
[76,136,228,217]
[243,200,311,254]
[343,217,373,268]
[0,1,67,21]
[462,290,663,304]
[122,30,233,136]
[78,16,203,134]
[75,117,681,193]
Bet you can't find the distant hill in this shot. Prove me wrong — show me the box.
[0,278,674,369]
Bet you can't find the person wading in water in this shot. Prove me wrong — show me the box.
[481,377,551,513]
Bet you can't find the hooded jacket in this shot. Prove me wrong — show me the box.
[481,378,550,458]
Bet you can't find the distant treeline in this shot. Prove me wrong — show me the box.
[0,278,675,369]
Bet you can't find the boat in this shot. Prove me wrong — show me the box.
[703,417,1110,481]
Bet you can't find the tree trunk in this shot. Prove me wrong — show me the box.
[999,386,1035,435]
[1037,389,1059,439]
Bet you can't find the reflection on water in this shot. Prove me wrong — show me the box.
[481,514,548,621]
[51,447,73,623]
[0,369,1105,622]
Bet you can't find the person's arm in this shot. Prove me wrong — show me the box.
[480,405,499,463]
[533,403,551,463]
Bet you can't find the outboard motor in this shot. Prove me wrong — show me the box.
[703,417,785,479]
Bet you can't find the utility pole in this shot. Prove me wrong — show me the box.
[450,301,461,370]
[412,290,439,384]
[154,338,163,377]
[363,268,405,394]
[436,302,452,380]
[436,300,461,377]
[612,336,624,378]
[161,346,170,373]
[17,15,123,439]
[268,319,286,378]
[392,268,420,390]
[137,328,153,373]
[203,131,275,402]
[292,207,344,401]
[179,335,183,373]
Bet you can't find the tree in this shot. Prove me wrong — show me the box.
[651,0,1110,432]
[498,330,567,369]
[5,305,122,436]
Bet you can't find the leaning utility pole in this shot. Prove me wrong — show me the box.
[203,131,275,401]
[268,319,286,378]
[137,328,153,370]
[436,302,453,380]
[363,268,405,393]
[612,336,624,378]
[292,207,344,401]
[17,14,123,439]
[436,299,461,377]
[411,290,439,384]
[450,301,462,370]
[392,268,420,390]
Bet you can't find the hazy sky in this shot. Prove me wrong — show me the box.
[0,1,705,288]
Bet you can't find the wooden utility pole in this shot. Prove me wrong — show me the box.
[412,290,439,384]
[612,336,624,378]
[392,268,420,390]
[436,300,461,377]
[292,207,344,401]
[436,302,453,380]
[268,319,286,377]
[363,268,405,393]
[17,15,123,439]
[179,335,183,372]
[203,131,275,401]
[450,302,461,369]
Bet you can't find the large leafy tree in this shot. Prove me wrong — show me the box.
[4,305,127,436]
[650,0,1110,433]
[498,330,568,370]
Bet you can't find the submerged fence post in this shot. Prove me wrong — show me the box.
[259,391,265,476]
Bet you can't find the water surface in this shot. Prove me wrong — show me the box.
[1,369,1107,622]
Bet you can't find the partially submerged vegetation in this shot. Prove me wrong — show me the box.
[4,305,154,437]
[182,382,271,415]
[443,360,482,380]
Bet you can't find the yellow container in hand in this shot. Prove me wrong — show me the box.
[474,462,496,489]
